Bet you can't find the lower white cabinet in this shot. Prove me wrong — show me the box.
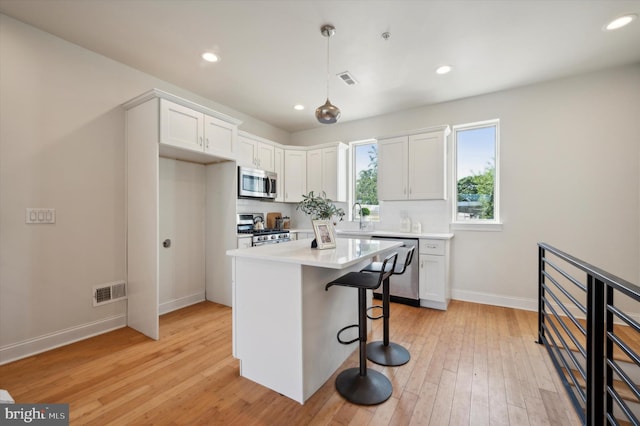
[418,238,450,310]
[237,236,252,249]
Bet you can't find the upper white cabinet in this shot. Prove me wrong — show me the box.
[274,147,284,202]
[378,126,450,201]
[237,131,275,171]
[305,143,348,202]
[204,115,236,156]
[377,136,407,201]
[283,149,307,203]
[306,149,323,196]
[160,98,238,160]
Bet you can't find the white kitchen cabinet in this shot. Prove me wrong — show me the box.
[418,238,450,310]
[274,147,284,202]
[305,143,348,202]
[321,144,348,202]
[306,148,322,196]
[123,89,241,340]
[283,149,307,202]
[378,126,450,201]
[160,98,238,160]
[237,236,252,249]
[377,136,407,200]
[237,131,275,171]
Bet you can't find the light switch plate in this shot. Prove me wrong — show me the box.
[26,208,55,224]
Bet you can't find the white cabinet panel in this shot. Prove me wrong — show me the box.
[284,149,307,202]
[237,132,275,171]
[408,132,446,199]
[237,236,252,249]
[419,255,446,307]
[274,147,284,202]
[204,115,235,156]
[160,99,203,151]
[418,237,450,310]
[378,136,408,200]
[159,98,237,161]
[378,126,449,201]
[322,145,347,202]
[257,142,275,172]
[304,143,347,202]
[306,149,322,196]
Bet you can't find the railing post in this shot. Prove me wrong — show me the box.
[537,244,545,344]
[586,274,605,425]
[605,284,614,422]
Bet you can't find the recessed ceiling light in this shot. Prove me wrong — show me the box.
[293,104,305,111]
[201,52,219,62]
[436,65,452,75]
[605,14,637,31]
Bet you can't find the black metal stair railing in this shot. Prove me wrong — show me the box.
[538,242,640,425]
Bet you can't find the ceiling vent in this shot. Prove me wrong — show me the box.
[337,71,358,86]
[93,281,127,306]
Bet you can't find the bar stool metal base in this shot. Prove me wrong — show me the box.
[367,341,410,366]
[335,368,392,405]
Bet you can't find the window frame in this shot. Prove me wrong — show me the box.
[349,138,379,222]
[451,119,502,231]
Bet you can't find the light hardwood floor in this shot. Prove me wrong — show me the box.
[0,300,582,425]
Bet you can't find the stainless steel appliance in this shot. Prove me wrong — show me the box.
[238,166,277,200]
[237,213,290,246]
[371,236,419,306]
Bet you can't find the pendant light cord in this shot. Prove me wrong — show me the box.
[326,33,330,99]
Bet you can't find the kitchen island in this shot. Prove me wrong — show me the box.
[226,238,402,404]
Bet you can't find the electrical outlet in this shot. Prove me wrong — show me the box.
[25,208,55,224]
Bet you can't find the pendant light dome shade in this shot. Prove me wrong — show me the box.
[315,98,341,124]
[315,25,340,124]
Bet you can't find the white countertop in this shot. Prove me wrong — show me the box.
[226,238,402,269]
[288,228,454,240]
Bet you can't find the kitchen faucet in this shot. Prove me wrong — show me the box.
[353,202,365,230]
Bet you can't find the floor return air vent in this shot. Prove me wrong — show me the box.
[93,281,127,306]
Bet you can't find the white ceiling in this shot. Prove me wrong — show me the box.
[1,0,639,132]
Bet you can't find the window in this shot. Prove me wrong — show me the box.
[453,120,500,226]
[350,139,379,221]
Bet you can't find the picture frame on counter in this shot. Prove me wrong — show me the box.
[312,220,336,249]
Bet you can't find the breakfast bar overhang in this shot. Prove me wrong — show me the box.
[226,238,402,404]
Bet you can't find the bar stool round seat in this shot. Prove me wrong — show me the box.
[360,245,415,367]
[325,252,398,406]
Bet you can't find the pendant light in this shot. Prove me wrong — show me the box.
[315,25,341,124]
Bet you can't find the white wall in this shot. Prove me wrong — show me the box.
[0,14,287,363]
[292,64,640,311]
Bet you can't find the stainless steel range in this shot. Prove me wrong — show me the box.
[237,213,291,246]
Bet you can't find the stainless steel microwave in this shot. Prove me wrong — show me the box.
[238,166,277,200]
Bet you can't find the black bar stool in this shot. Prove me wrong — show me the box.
[325,251,398,405]
[360,245,415,367]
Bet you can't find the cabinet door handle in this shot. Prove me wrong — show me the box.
[199,136,203,146]
[206,138,209,149]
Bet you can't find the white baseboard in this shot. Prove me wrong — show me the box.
[451,289,538,312]
[0,314,126,365]
[451,289,640,324]
[159,292,205,315]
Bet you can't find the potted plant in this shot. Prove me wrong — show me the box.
[296,191,345,248]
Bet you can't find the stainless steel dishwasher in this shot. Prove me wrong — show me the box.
[371,236,419,306]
